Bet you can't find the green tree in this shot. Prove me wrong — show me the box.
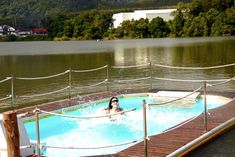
[149,17,169,38]
[63,19,74,38]
[120,20,137,38]
[170,9,185,37]
[72,10,112,39]
[211,7,235,36]
[135,18,149,38]
[46,15,67,39]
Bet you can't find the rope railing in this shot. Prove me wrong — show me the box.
[111,63,150,69]
[72,65,108,73]
[149,86,203,106]
[2,62,234,82]
[34,107,136,119]
[0,77,12,84]
[0,95,11,102]
[207,76,235,87]
[18,86,70,98]
[11,62,234,157]
[33,106,138,156]
[1,63,233,157]
[42,139,138,150]
[153,77,233,83]
[15,70,69,80]
[115,76,151,83]
[153,62,235,70]
[77,79,107,88]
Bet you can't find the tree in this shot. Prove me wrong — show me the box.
[46,15,67,39]
[149,17,169,38]
[120,20,137,38]
[63,19,74,38]
[211,7,235,36]
[135,18,149,38]
[170,9,185,37]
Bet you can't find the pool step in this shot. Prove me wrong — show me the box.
[150,91,200,106]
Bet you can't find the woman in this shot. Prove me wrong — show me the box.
[105,97,123,114]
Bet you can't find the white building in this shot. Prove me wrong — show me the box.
[112,9,176,28]
[0,26,3,36]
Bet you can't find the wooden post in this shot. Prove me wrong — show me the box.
[3,111,20,157]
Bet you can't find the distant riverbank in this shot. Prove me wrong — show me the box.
[0,35,49,42]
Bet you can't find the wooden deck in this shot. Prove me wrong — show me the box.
[117,96,235,157]
[16,90,235,157]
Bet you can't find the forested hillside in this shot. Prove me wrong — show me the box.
[0,0,191,27]
[0,0,234,41]
[45,0,234,40]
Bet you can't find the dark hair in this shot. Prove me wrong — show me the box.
[108,97,118,110]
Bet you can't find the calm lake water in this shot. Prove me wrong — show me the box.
[0,37,235,110]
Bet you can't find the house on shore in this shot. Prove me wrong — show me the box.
[32,28,47,35]
[0,26,3,36]
[0,25,47,37]
[112,9,176,28]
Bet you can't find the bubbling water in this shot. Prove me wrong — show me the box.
[25,95,230,157]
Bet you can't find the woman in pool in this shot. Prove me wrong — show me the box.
[105,97,123,114]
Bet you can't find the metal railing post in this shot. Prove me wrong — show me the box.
[149,61,153,90]
[68,69,72,100]
[11,75,14,107]
[35,110,41,157]
[143,99,148,157]
[204,81,208,132]
[106,65,109,91]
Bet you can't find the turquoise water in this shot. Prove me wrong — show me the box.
[24,95,227,157]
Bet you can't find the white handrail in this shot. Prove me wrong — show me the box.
[34,108,136,119]
[0,95,11,102]
[153,77,233,83]
[112,63,150,69]
[72,65,108,73]
[16,70,69,80]
[116,77,151,83]
[18,86,70,98]
[77,79,107,88]
[208,77,235,87]
[43,139,138,150]
[153,62,235,70]
[0,77,11,84]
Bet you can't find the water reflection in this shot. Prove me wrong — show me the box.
[0,37,234,110]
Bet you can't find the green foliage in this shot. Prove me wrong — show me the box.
[0,35,49,42]
[0,0,234,41]
[170,9,185,37]
[46,10,113,40]
[175,0,235,37]
[211,7,235,36]
[149,17,169,37]
[0,0,191,27]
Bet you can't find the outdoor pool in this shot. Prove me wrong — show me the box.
[24,93,230,157]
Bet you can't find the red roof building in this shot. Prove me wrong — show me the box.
[32,28,47,35]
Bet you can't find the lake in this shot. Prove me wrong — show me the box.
[0,37,235,110]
